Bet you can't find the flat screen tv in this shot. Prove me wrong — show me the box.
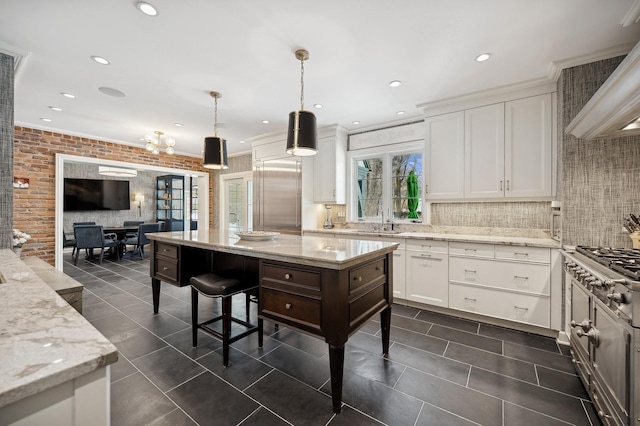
[64,178,131,211]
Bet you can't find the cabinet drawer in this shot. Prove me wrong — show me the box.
[349,258,385,293]
[155,257,178,282]
[494,246,549,263]
[406,239,448,253]
[263,264,321,291]
[261,288,321,329]
[156,243,178,259]
[449,257,550,295]
[449,242,494,258]
[449,283,550,328]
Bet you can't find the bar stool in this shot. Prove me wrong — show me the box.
[190,272,263,366]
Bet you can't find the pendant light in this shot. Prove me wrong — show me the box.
[286,49,317,156]
[203,91,228,169]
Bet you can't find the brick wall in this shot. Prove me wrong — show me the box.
[13,126,216,264]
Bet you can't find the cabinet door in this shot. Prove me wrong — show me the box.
[425,112,464,200]
[313,134,346,204]
[406,250,448,307]
[505,94,552,198]
[392,249,406,301]
[464,103,505,198]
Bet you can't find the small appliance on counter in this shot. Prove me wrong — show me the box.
[550,200,561,241]
[323,204,334,229]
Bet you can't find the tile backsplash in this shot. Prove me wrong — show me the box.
[430,201,551,229]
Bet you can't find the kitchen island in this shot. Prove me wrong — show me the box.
[146,230,399,413]
[0,249,118,426]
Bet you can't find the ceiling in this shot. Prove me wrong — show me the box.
[2,0,640,159]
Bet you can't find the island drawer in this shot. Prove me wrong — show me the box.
[155,257,178,282]
[262,264,321,290]
[261,288,321,330]
[156,243,178,259]
[349,258,386,293]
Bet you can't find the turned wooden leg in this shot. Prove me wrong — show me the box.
[380,305,391,355]
[152,278,161,314]
[328,344,345,413]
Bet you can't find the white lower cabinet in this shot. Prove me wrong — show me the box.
[406,240,448,307]
[448,242,552,328]
[392,248,406,300]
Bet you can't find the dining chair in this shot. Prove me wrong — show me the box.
[121,223,161,259]
[123,220,144,238]
[73,225,120,265]
[62,231,77,256]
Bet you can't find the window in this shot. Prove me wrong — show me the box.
[349,142,423,223]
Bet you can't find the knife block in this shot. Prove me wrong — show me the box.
[630,232,640,249]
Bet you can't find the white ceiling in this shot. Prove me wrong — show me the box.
[1,0,640,158]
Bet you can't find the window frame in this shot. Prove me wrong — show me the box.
[347,141,424,223]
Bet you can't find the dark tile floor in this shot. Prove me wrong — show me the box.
[63,252,602,426]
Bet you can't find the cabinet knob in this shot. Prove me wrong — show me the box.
[499,180,503,191]
[375,266,382,271]
[285,303,292,310]
[354,276,362,282]
[163,267,168,271]
[284,273,291,280]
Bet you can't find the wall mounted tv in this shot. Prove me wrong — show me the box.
[64,178,131,211]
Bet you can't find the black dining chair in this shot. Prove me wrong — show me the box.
[63,231,77,256]
[121,223,161,259]
[73,225,120,265]
[123,220,144,238]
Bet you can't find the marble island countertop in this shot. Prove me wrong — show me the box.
[305,226,561,248]
[0,249,118,408]
[148,230,399,270]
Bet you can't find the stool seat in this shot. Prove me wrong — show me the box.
[190,272,253,296]
[190,272,263,367]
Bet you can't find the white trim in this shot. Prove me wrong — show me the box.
[219,171,253,233]
[54,154,209,270]
[0,41,30,78]
[547,42,635,82]
[621,0,640,27]
[565,40,640,140]
[418,79,556,118]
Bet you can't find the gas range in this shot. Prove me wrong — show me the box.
[576,246,640,282]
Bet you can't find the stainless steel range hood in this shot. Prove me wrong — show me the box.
[565,39,640,140]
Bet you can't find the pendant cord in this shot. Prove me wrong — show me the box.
[214,95,218,137]
[300,58,305,110]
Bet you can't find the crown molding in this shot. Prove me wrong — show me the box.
[621,0,640,27]
[547,43,636,82]
[0,41,30,78]
[565,40,640,140]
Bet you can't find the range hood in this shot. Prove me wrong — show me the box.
[565,39,640,140]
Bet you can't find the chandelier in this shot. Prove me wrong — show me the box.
[145,131,176,154]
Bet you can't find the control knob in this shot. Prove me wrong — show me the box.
[570,319,592,332]
[607,291,628,304]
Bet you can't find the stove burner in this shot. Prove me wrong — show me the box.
[576,246,640,280]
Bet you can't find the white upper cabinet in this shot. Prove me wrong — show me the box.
[464,103,505,199]
[313,126,348,204]
[505,93,553,198]
[425,112,465,200]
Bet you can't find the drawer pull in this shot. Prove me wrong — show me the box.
[420,253,432,258]
[285,303,292,310]
[514,276,529,280]
[514,253,529,258]
[354,276,362,282]
[375,266,382,271]
[163,267,169,271]
[465,249,476,254]
[514,306,529,312]
[464,297,476,302]
[284,273,291,280]
[464,269,476,274]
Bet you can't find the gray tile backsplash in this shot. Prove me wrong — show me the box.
[431,202,551,229]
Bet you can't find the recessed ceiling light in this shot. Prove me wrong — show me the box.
[352,121,360,125]
[396,111,405,115]
[40,118,52,122]
[61,92,75,99]
[240,140,245,144]
[262,120,270,124]
[91,56,110,65]
[388,80,402,88]
[136,1,158,16]
[314,104,323,109]
[98,87,126,97]
[173,122,183,127]
[475,53,492,62]
[48,106,63,111]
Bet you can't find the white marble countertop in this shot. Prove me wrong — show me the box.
[0,250,118,408]
[147,230,399,270]
[304,227,561,249]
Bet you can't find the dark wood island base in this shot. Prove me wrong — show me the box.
[147,231,397,413]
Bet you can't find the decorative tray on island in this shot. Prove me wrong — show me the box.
[235,231,279,241]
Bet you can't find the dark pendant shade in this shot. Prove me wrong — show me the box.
[203,136,228,169]
[286,110,317,156]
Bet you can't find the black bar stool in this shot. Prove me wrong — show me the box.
[190,272,263,366]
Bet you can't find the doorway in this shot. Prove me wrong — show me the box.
[220,171,252,233]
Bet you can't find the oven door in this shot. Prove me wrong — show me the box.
[570,280,592,383]
[592,298,630,425]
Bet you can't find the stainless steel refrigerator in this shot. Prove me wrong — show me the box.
[252,157,301,235]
